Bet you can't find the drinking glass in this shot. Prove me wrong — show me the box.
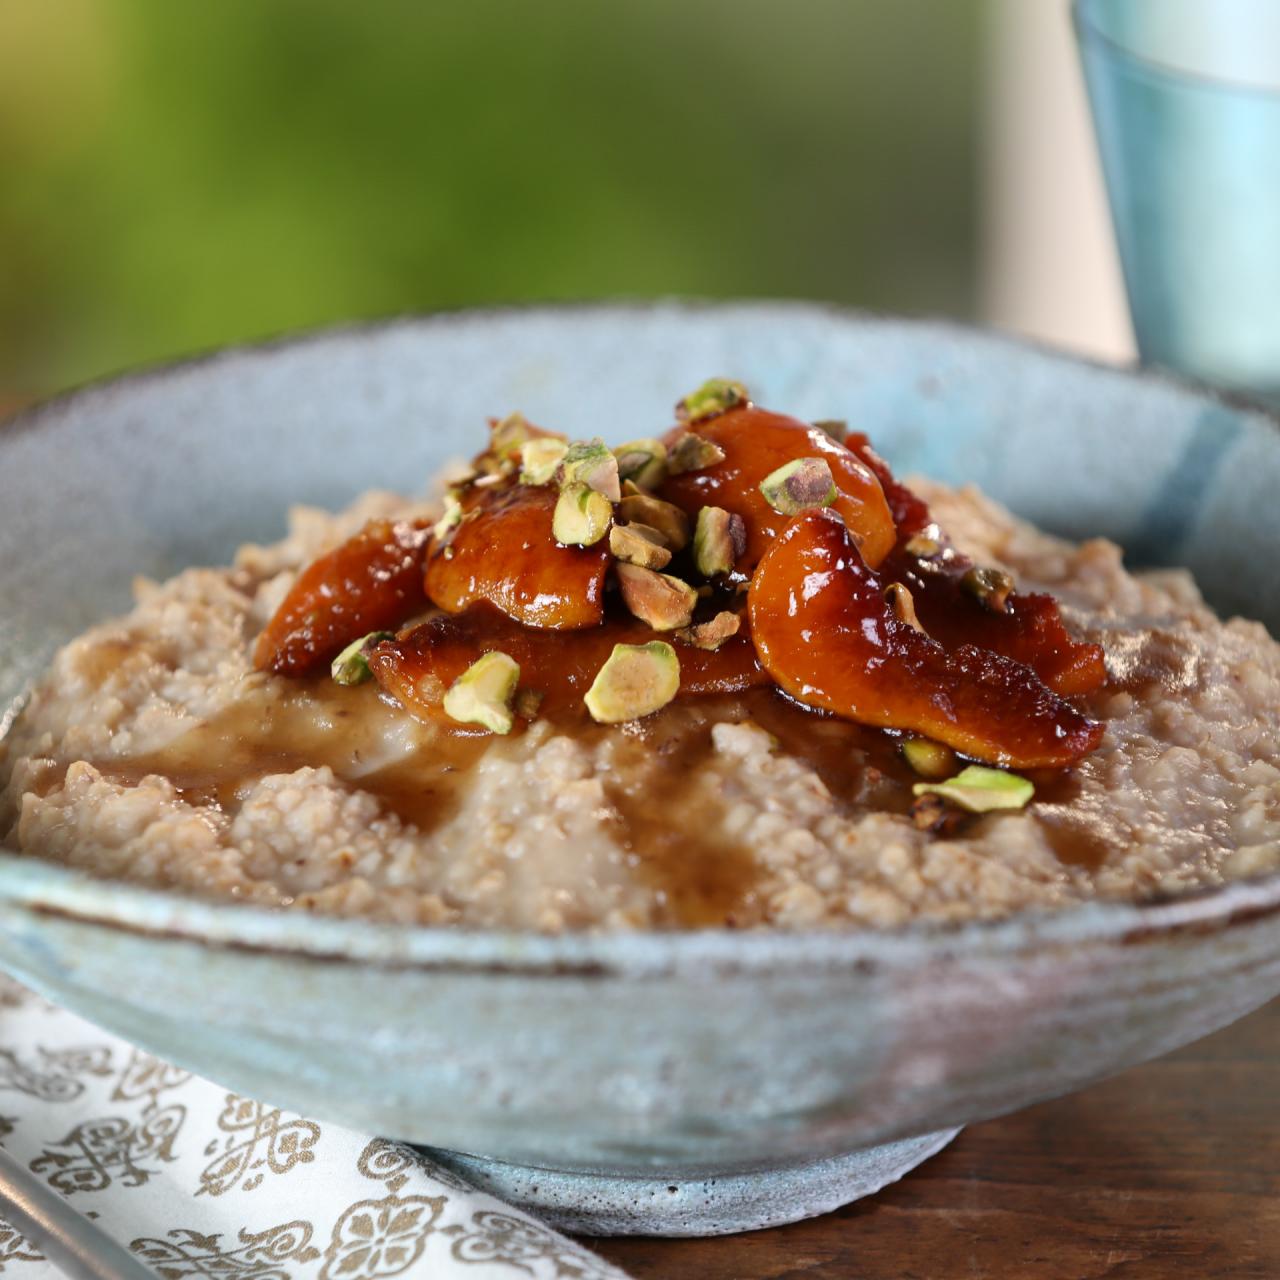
[1074,0,1280,402]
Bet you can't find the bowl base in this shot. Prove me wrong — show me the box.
[421,1127,961,1237]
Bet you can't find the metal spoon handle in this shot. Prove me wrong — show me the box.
[0,1146,159,1280]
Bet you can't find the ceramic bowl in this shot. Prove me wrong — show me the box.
[3,302,1280,1236]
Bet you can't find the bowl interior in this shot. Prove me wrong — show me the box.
[3,299,1280,944]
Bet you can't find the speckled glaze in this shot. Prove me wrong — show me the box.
[3,303,1280,1236]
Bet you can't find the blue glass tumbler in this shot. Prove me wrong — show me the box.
[1075,0,1280,402]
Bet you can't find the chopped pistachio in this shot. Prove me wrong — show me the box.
[693,505,746,577]
[553,483,613,546]
[623,520,668,546]
[912,765,1035,814]
[609,523,673,570]
[884,582,925,633]
[676,377,749,424]
[617,493,691,551]
[515,687,545,720]
[901,737,957,780]
[519,437,569,486]
[962,566,1015,613]
[613,438,668,490]
[431,492,464,544]
[616,562,698,630]
[558,438,621,502]
[584,641,680,723]
[477,412,536,474]
[904,531,941,558]
[759,457,837,515]
[675,610,741,651]
[813,418,848,444]
[330,630,395,686]
[668,432,726,475]
[442,651,521,734]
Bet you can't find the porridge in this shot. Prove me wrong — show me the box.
[3,379,1279,930]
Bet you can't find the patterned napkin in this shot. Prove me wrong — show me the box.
[0,977,630,1279]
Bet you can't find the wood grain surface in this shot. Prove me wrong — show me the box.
[593,998,1280,1279]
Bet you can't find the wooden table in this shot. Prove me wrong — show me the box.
[594,999,1279,1279]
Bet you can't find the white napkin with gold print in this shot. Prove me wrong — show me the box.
[0,978,631,1279]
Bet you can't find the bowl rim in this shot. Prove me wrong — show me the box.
[5,297,1280,975]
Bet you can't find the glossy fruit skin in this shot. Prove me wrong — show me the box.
[253,518,430,676]
[425,483,611,630]
[847,433,1106,697]
[368,604,766,724]
[660,407,897,573]
[747,509,1103,768]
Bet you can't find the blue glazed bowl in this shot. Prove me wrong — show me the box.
[2,302,1279,1234]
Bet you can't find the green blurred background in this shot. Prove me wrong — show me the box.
[0,0,981,398]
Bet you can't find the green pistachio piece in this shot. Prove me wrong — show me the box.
[693,505,746,577]
[553,482,613,546]
[519,437,569,486]
[813,418,848,444]
[584,641,680,724]
[675,610,741,651]
[676,377,749,424]
[759,457,837,515]
[884,582,925,633]
[616,562,698,630]
[668,432,726,475]
[609,522,672,570]
[442,651,521,734]
[432,492,464,544]
[330,630,395,686]
[962,566,1015,613]
[901,737,957,781]
[912,765,1035,814]
[617,493,691,551]
[613,438,668,490]
[474,412,535,475]
[558,438,621,502]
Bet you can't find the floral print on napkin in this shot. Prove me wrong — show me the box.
[0,977,629,1279]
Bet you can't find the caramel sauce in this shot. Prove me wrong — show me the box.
[1031,814,1114,873]
[79,664,1110,919]
[732,689,918,812]
[99,679,488,838]
[535,687,919,927]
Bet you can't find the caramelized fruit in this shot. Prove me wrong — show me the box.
[253,518,430,676]
[367,605,766,724]
[424,483,610,629]
[747,509,1103,768]
[660,407,897,572]
[846,433,1106,696]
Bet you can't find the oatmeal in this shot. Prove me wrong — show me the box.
[3,381,1279,930]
